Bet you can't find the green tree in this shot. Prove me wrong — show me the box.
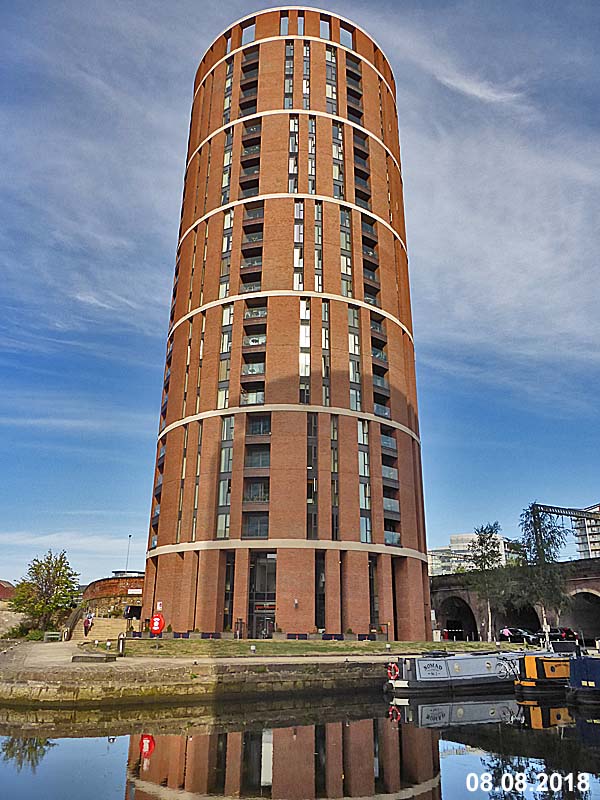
[517,503,569,631]
[1,737,56,773]
[466,522,504,641]
[10,550,79,631]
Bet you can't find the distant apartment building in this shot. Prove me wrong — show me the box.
[573,503,600,559]
[428,533,519,576]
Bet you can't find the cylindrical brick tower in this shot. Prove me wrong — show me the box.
[142,7,431,640]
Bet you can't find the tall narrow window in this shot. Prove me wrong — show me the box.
[293,200,304,290]
[241,21,255,45]
[299,296,310,403]
[279,12,288,36]
[321,299,330,405]
[308,115,316,195]
[320,16,330,40]
[297,12,304,36]
[288,115,299,192]
[303,42,311,109]
[358,419,372,542]
[332,122,344,198]
[284,40,294,108]
[326,47,337,114]
[314,200,323,290]
[340,205,353,297]
[307,412,318,538]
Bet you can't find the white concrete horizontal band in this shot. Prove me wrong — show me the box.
[196,30,396,108]
[146,537,428,564]
[159,403,420,444]
[178,191,407,256]
[169,289,414,345]
[185,107,402,185]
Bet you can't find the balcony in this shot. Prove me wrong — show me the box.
[355,174,371,192]
[347,92,363,110]
[166,343,173,362]
[370,318,385,335]
[242,123,261,140]
[243,48,259,64]
[151,506,160,527]
[150,534,158,549]
[163,368,170,387]
[353,134,369,155]
[374,403,391,419]
[243,486,270,503]
[153,476,163,497]
[242,231,263,245]
[355,195,371,211]
[382,465,399,481]
[241,255,262,270]
[364,292,380,307]
[346,56,362,75]
[240,185,259,199]
[346,75,362,92]
[244,306,267,320]
[384,530,401,547]
[240,390,265,406]
[240,85,258,99]
[372,347,387,363]
[240,281,261,294]
[372,373,389,392]
[161,396,168,415]
[241,362,265,376]
[244,203,264,219]
[239,103,257,118]
[243,334,267,348]
[240,68,259,84]
[381,434,397,452]
[363,267,380,287]
[355,154,369,171]
[383,497,400,514]
[362,244,378,261]
[240,166,260,182]
[157,446,166,468]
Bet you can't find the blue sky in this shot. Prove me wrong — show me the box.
[1,1,598,584]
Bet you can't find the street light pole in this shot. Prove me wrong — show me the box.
[125,534,132,572]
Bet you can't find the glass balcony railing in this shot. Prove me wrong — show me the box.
[364,293,379,306]
[241,362,265,375]
[239,105,257,117]
[363,244,377,259]
[241,68,259,82]
[150,534,158,549]
[241,166,260,178]
[244,307,267,319]
[383,497,400,513]
[244,205,263,219]
[163,368,170,384]
[372,374,389,390]
[385,530,401,547]
[374,403,391,419]
[355,196,371,210]
[346,75,362,91]
[243,489,270,503]
[243,231,263,244]
[381,435,397,451]
[347,93,363,109]
[370,318,384,333]
[240,186,259,198]
[240,281,261,294]
[372,347,387,362]
[355,175,370,191]
[382,465,399,481]
[241,256,262,268]
[240,86,258,98]
[353,134,368,152]
[240,390,265,406]
[243,123,262,136]
[363,267,379,283]
[243,334,267,347]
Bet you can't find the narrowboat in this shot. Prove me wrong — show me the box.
[567,655,600,705]
[514,654,570,699]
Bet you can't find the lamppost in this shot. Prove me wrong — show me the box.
[125,534,132,572]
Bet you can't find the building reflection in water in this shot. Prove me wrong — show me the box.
[127,717,440,799]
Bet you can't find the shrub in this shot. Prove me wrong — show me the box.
[26,630,44,641]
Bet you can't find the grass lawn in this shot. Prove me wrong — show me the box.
[82,638,528,659]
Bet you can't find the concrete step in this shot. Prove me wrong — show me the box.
[71,618,127,642]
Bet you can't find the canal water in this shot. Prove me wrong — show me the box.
[1,693,600,799]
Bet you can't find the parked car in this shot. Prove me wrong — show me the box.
[499,627,540,645]
[535,627,578,642]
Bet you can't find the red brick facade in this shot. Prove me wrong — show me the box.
[83,574,144,615]
[142,8,431,639]
[127,719,440,798]
[0,581,15,601]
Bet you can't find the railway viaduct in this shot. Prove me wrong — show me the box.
[430,557,600,641]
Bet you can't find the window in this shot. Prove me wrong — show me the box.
[217,388,229,409]
[218,478,231,506]
[242,512,269,538]
[297,12,304,35]
[218,359,230,382]
[222,416,234,441]
[220,446,233,472]
[216,513,230,539]
[360,515,372,543]
[348,307,359,327]
[222,303,234,326]
[358,450,369,477]
[320,16,330,39]
[349,359,360,383]
[359,482,371,509]
[358,419,369,445]
[349,333,360,355]
[241,22,255,45]
[225,34,232,54]
[279,12,288,35]
[247,414,271,435]
[340,25,353,49]
[244,478,269,502]
[245,444,270,467]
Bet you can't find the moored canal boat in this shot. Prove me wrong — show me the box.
[567,655,600,706]
[514,654,570,700]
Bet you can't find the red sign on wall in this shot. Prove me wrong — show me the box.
[139,734,155,757]
[149,612,165,635]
